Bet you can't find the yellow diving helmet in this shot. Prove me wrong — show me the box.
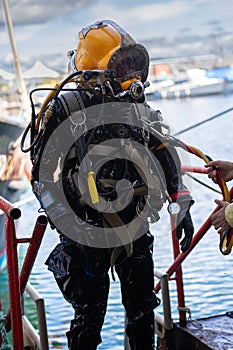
[68,19,149,90]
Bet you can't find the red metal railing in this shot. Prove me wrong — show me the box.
[0,196,48,350]
[154,167,233,327]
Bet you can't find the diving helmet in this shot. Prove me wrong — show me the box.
[68,20,149,90]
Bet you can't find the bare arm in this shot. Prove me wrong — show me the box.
[205,160,233,183]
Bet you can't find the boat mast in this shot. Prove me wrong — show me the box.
[2,0,29,117]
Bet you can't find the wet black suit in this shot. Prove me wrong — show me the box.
[31,90,193,350]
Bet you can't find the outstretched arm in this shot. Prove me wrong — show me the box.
[205,160,233,183]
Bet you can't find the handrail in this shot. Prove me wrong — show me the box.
[0,195,48,349]
[22,282,49,349]
[154,167,233,329]
[0,196,21,219]
[0,196,24,349]
[154,269,173,338]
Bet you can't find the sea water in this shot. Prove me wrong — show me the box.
[0,94,233,349]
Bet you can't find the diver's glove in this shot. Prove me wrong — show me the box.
[169,191,194,252]
[176,207,194,252]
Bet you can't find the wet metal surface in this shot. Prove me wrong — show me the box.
[180,313,233,349]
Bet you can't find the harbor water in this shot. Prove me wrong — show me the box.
[1,94,233,349]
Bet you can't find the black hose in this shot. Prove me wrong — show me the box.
[20,123,43,153]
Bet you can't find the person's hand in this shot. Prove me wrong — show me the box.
[205,160,233,183]
[211,199,231,233]
[176,203,194,252]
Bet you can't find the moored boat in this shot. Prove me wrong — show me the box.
[146,59,232,99]
[0,116,25,272]
[0,0,31,272]
[158,77,225,99]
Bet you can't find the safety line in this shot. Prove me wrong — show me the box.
[175,106,233,135]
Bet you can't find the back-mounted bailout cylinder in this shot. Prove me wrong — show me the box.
[68,20,150,90]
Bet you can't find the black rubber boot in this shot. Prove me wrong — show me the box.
[66,322,101,350]
[126,311,155,350]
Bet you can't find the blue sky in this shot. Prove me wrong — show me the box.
[0,0,232,70]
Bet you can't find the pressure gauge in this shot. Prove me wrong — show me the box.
[168,202,180,215]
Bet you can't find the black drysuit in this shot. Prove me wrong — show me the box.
[31,90,193,350]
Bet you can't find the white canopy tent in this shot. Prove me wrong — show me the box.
[22,61,59,79]
[0,68,15,80]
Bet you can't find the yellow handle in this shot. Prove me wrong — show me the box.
[87,171,99,204]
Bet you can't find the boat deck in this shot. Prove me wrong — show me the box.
[157,313,233,350]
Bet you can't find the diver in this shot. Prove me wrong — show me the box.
[29,20,194,350]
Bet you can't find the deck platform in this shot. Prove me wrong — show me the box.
[157,313,233,350]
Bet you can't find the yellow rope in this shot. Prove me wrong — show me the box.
[188,145,232,254]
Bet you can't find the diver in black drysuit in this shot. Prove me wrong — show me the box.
[30,19,194,350]
[31,90,194,350]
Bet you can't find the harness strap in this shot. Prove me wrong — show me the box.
[99,179,148,195]
[89,144,162,195]
[102,213,133,265]
[102,204,149,269]
[124,143,161,195]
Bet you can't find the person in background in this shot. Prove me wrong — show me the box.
[31,20,194,350]
[205,160,233,232]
